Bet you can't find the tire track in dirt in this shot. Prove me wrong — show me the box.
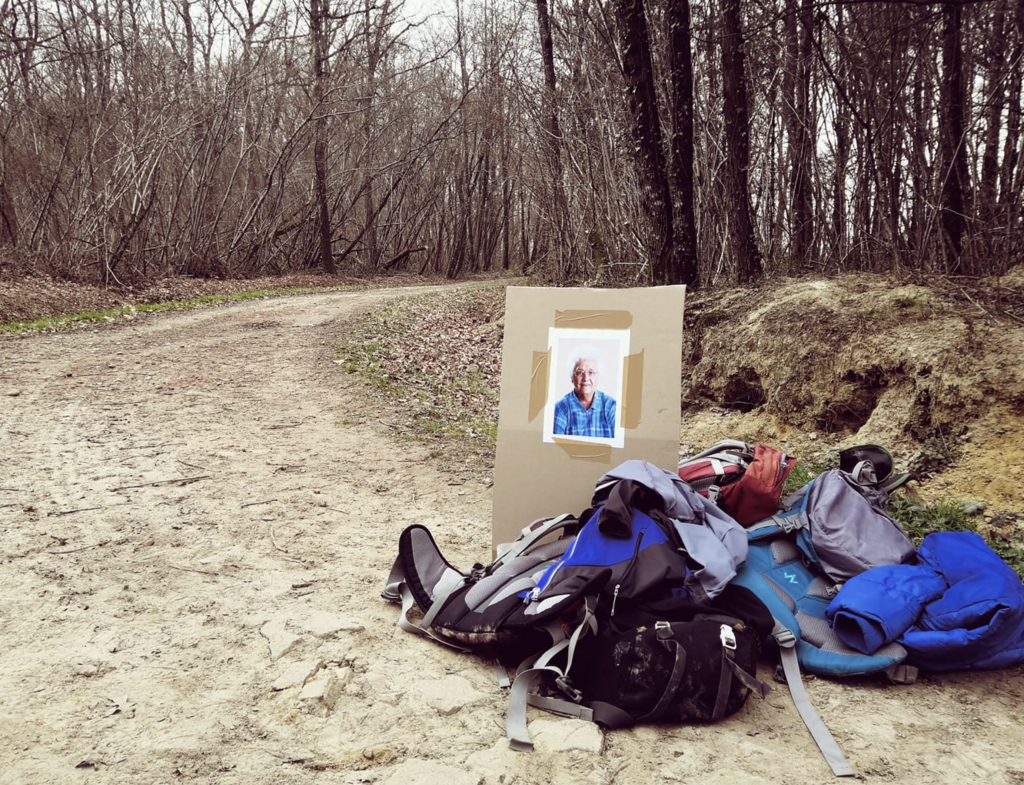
[0,286,498,784]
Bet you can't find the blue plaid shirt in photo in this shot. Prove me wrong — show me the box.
[552,390,617,438]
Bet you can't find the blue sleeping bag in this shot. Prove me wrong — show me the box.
[827,531,1024,671]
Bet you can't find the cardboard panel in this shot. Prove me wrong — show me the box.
[492,285,685,550]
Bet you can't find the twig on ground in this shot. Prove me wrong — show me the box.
[169,565,222,577]
[270,526,288,552]
[49,506,105,516]
[110,475,210,491]
[47,540,111,554]
[953,283,994,319]
[121,442,184,450]
[243,499,277,508]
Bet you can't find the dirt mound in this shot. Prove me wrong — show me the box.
[681,271,1024,517]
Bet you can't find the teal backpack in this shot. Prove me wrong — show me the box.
[729,470,918,777]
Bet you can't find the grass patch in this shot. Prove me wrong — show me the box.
[334,286,505,476]
[0,286,335,334]
[783,453,832,497]
[886,492,1024,580]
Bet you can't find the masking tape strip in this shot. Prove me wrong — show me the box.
[552,437,613,463]
[554,309,633,330]
[621,350,644,429]
[528,349,551,423]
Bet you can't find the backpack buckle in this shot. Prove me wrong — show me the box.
[555,676,583,703]
[720,624,737,651]
[655,620,673,640]
[773,628,797,648]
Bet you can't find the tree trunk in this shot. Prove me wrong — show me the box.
[614,0,675,284]
[534,0,572,277]
[790,0,814,263]
[938,2,969,274]
[999,0,1023,216]
[310,0,336,274]
[719,0,762,282]
[0,179,18,245]
[666,0,698,287]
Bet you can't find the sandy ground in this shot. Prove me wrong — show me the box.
[3,286,1024,785]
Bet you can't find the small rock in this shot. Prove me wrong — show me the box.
[298,673,342,716]
[260,620,302,661]
[6,390,21,397]
[73,660,115,678]
[382,760,482,785]
[528,718,604,753]
[272,659,324,691]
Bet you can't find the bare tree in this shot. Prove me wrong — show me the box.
[666,0,698,286]
[938,1,969,274]
[613,0,675,284]
[719,0,761,282]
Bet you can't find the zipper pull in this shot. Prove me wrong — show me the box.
[610,584,621,617]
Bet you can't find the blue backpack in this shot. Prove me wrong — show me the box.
[732,470,916,677]
[729,470,919,777]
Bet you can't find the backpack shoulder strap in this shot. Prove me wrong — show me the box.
[505,601,599,750]
[771,619,855,778]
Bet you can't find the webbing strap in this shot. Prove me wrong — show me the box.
[381,557,471,652]
[728,658,772,698]
[505,602,597,751]
[526,693,595,722]
[773,621,855,778]
[494,513,575,568]
[640,623,688,722]
[418,569,468,630]
[714,643,734,721]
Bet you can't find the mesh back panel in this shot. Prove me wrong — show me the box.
[795,613,907,661]
[797,611,853,653]
[763,576,797,612]
[808,576,836,599]
[771,538,802,562]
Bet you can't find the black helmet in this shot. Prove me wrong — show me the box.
[838,444,911,492]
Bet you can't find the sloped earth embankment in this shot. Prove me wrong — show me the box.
[682,271,1024,525]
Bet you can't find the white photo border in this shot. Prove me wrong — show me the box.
[542,326,630,448]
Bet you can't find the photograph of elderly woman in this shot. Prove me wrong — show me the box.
[545,329,627,446]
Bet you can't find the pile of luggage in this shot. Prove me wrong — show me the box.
[382,442,1024,777]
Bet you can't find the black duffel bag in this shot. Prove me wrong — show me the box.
[568,612,770,728]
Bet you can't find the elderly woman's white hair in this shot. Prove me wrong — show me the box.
[567,344,602,377]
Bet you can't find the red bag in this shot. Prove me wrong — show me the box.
[718,443,797,527]
[677,440,751,497]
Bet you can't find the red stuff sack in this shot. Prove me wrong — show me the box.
[718,443,797,527]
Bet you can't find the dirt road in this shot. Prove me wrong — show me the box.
[2,287,1023,785]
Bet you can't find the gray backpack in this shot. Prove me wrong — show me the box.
[779,469,916,582]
